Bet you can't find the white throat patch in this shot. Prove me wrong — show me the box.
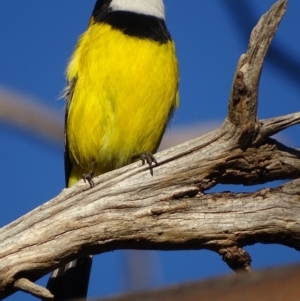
[110,0,165,20]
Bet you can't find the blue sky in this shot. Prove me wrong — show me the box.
[1,1,300,300]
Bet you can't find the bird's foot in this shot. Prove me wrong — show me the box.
[133,152,158,176]
[83,162,96,188]
[83,170,95,188]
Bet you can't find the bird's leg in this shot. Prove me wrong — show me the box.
[133,152,158,176]
[83,160,96,188]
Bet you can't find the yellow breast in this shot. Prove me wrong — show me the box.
[66,23,179,185]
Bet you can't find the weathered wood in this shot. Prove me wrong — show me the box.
[0,0,299,299]
[14,279,53,300]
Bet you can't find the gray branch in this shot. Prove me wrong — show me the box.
[0,0,299,299]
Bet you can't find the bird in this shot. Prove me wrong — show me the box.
[65,0,179,187]
[46,0,179,299]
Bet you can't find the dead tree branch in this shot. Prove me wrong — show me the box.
[0,0,299,299]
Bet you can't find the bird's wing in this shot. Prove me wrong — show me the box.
[64,78,77,187]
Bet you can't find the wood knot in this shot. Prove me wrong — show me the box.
[219,246,252,272]
[232,71,248,105]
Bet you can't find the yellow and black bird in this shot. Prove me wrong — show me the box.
[66,0,179,187]
[47,0,179,299]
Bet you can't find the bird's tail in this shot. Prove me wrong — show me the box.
[43,256,93,301]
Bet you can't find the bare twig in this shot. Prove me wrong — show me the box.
[227,0,287,148]
[0,88,63,144]
[14,279,53,300]
[256,112,300,144]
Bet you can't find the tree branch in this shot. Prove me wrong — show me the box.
[0,0,299,299]
[256,112,300,143]
[14,279,53,300]
[227,0,287,148]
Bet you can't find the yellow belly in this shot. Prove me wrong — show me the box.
[66,23,179,186]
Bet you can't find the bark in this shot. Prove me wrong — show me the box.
[0,0,299,299]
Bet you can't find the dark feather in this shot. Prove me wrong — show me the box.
[64,78,76,187]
